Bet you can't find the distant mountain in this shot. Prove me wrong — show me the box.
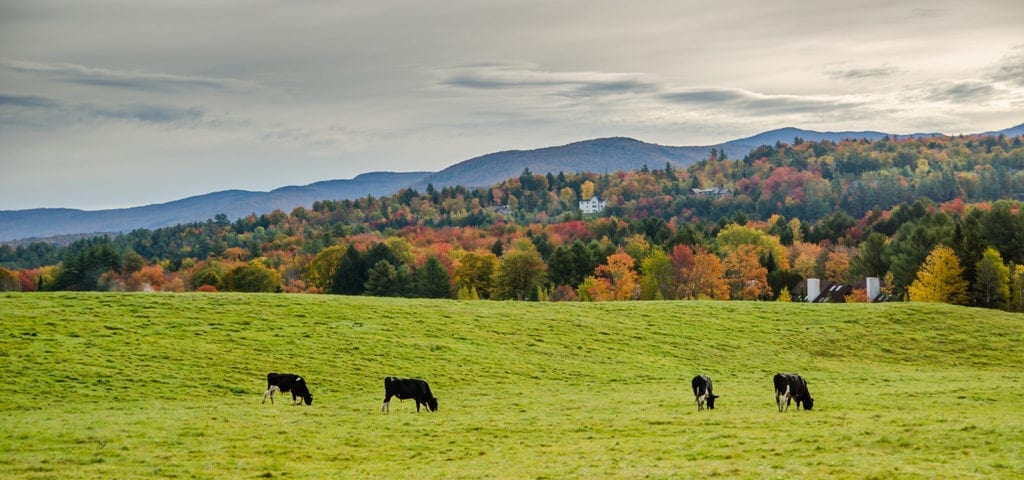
[413,127,948,191]
[2,123,1020,242]
[981,122,1024,137]
[414,137,710,191]
[0,172,430,242]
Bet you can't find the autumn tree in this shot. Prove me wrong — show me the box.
[669,243,696,298]
[682,247,730,300]
[1010,265,1024,312]
[130,264,167,291]
[579,275,614,301]
[717,223,790,270]
[226,261,282,293]
[581,180,595,200]
[973,247,1010,309]
[823,250,852,284]
[453,251,498,299]
[493,239,548,301]
[789,242,822,279]
[0,267,20,291]
[724,244,770,300]
[592,250,640,300]
[639,249,674,300]
[908,245,968,304]
[190,259,228,291]
[306,245,345,292]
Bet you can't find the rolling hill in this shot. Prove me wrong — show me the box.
[2,123,1020,242]
[0,171,430,242]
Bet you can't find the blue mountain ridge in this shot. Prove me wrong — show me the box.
[1,124,1020,242]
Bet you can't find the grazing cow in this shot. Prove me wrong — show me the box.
[773,373,813,412]
[381,376,437,413]
[263,373,314,406]
[691,375,720,411]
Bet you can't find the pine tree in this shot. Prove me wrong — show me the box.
[415,256,452,299]
[908,245,968,304]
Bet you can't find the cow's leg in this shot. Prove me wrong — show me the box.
[382,393,392,413]
[263,385,280,404]
[778,385,793,412]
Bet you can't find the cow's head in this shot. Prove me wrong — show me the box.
[426,397,438,412]
[707,394,720,410]
[302,393,313,406]
[802,396,813,410]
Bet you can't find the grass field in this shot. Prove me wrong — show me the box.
[1,292,1022,479]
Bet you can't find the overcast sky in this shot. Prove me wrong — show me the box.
[2,0,1023,211]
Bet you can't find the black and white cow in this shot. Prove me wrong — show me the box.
[381,376,437,413]
[691,375,719,411]
[263,372,314,406]
[773,373,813,412]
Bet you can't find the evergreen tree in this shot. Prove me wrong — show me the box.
[332,245,367,295]
[415,256,452,298]
[50,237,121,291]
[365,259,413,297]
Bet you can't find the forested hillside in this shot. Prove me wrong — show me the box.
[2,134,1023,311]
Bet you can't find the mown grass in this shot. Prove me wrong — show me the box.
[1,292,1022,479]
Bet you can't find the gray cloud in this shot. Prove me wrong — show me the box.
[826,66,901,80]
[442,63,657,97]
[0,93,59,108]
[91,104,204,123]
[660,88,863,116]
[927,81,998,103]
[0,91,204,124]
[1,59,256,93]
[991,46,1024,87]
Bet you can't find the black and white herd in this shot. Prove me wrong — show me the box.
[261,372,814,413]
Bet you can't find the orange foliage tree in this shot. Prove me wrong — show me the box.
[580,250,639,301]
[681,247,729,300]
[724,244,770,300]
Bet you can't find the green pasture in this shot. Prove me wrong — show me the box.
[1,293,1022,479]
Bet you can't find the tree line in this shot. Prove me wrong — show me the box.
[2,134,1023,311]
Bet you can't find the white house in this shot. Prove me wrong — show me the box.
[691,186,731,198]
[579,196,607,214]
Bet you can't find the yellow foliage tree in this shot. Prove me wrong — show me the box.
[581,180,595,201]
[908,245,968,304]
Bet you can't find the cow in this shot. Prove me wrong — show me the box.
[381,376,437,413]
[691,375,719,411]
[773,373,813,412]
[262,372,314,406]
